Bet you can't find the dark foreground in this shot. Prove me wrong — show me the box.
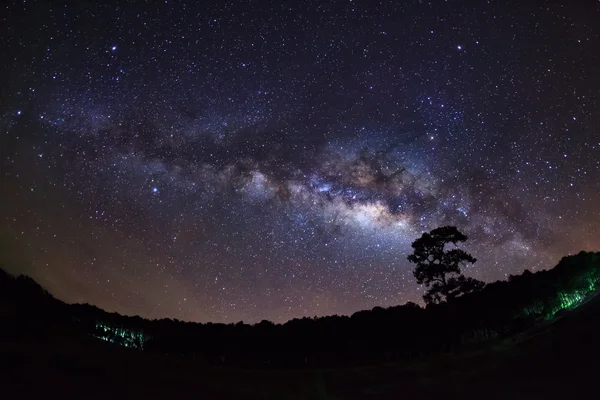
[2,295,600,400]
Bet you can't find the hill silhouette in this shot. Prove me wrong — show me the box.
[3,252,600,398]
[2,251,600,370]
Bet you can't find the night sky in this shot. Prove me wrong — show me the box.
[1,1,599,323]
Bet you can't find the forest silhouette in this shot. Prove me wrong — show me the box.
[2,227,599,369]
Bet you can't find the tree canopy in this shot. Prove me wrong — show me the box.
[407,226,485,304]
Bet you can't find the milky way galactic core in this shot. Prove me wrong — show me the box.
[1,1,599,323]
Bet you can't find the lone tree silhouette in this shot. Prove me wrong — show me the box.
[407,226,485,304]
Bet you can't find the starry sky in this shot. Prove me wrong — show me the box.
[1,0,599,323]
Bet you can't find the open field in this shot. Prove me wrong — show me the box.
[3,292,600,399]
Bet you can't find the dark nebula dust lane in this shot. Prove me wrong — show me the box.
[1,1,599,323]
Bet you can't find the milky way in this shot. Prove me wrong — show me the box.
[1,1,599,323]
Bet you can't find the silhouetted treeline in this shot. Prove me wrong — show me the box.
[1,251,599,368]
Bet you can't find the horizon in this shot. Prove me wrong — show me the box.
[0,249,592,325]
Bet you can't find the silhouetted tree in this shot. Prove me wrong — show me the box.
[408,226,485,304]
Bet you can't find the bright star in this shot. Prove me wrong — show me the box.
[152,187,158,193]
[457,45,462,50]
[111,46,117,51]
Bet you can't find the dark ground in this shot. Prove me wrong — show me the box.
[2,296,600,399]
